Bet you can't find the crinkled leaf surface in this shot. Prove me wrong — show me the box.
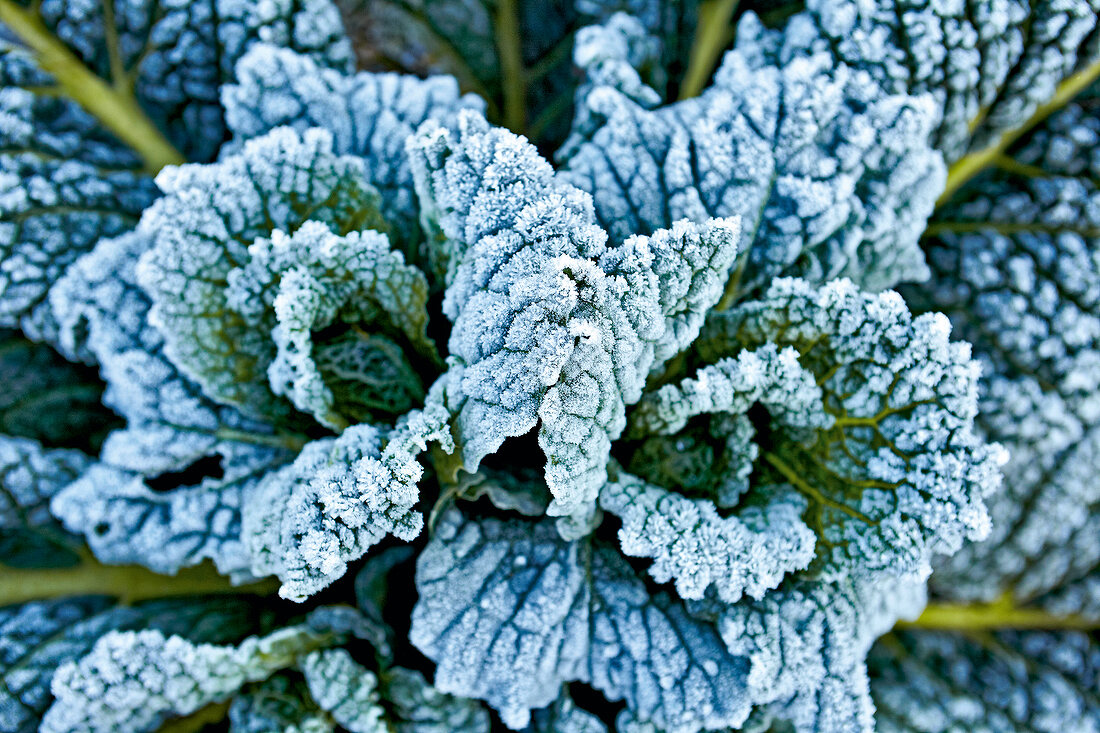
[559,13,945,295]
[47,230,297,579]
[905,80,1100,612]
[615,278,1001,598]
[0,594,265,733]
[42,619,335,733]
[226,219,435,430]
[243,398,453,601]
[136,126,391,425]
[0,0,351,340]
[713,574,927,732]
[222,43,483,265]
[737,0,1100,163]
[410,507,754,731]
[409,111,739,530]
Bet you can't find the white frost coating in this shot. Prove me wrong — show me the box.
[46,231,293,579]
[410,509,752,732]
[226,220,435,429]
[42,624,329,733]
[718,573,927,732]
[739,0,1100,162]
[223,44,483,257]
[300,649,387,733]
[409,111,739,530]
[560,14,944,294]
[136,126,383,423]
[600,473,815,603]
[673,277,1006,584]
[628,343,830,437]
[909,97,1100,610]
[244,394,454,601]
[0,0,351,338]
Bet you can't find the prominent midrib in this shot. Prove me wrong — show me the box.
[937,54,1100,206]
[899,593,1100,631]
[0,0,185,173]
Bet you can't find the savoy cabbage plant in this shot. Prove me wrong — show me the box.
[0,0,1098,730]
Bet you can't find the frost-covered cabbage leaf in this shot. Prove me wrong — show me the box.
[335,0,699,147]
[411,507,753,731]
[243,395,454,601]
[712,573,927,732]
[42,614,338,732]
[904,80,1100,614]
[409,110,740,531]
[734,0,1100,163]
[0,435,87,568]
[558,12,946,295]
[0,594,264,733]
[0,0,351,341]
[612,277,1002,603]
[46,229,296,580]
[869,629,1100,732]
[222,43,483,265]
[38,603,484,733]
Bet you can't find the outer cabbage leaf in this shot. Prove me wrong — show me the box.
[409,111,739,530]
[24,0,353,161]
[869,630,1100,733]
[558,13,945,295]
[0,594,264,733]
[0,330,116,451]
[136,126,396,425]
[906,82,1100,611]
[0,0,351,340]
[615,278,1001,597]
[410,507,754,731]
[42,621,335,733]
[47,230,297,579]
[0,435,88,568]
[243,390,453,601]
[222,44,483,265]
[711,574,927,732]
[735,0,1100,162]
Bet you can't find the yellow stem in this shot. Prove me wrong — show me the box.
[899,593,1100,631]
[680,0,739,100]
[0,0,185,173]
[495,0,526,133]
[938,56,1100,206]
[0,550,277,606]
